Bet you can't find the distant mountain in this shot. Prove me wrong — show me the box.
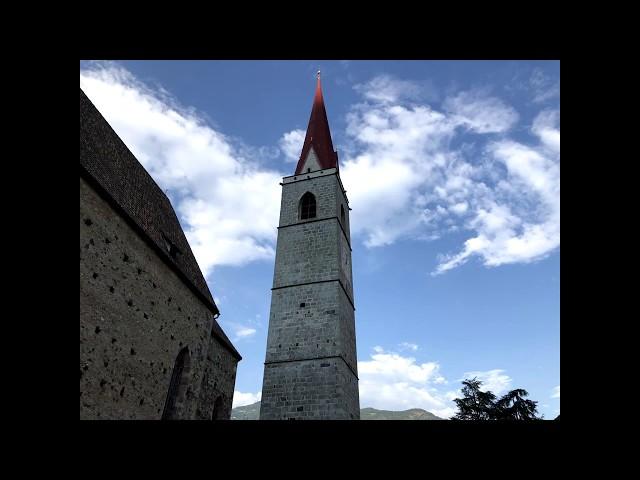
[360,407,443,420]
[230,401,444,420]
[230,401,261,420]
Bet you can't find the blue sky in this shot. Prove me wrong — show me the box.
[80,60,560,418]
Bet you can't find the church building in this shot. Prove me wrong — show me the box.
[260,73,360,420]
[80,89,241,420]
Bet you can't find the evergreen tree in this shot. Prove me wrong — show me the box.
[493,388,542,420]
[452,378,543,420]
[452,378,498,420]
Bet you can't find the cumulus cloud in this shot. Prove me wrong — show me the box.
[532,109,560,153]
[340,100,458,247]
[278,129,306,162]
[358,346,457,418]
[433,110,560,275]
[341,76,559,275]
[223,322,258,341]
[354,74,427,104]
[236,327,257,338]
[81,64,559,278]
[530,68,560,104]
[551,386,560,398]
[80,62,284,277]
[462,369,512,395]
[232,390,261,408]
[450,202,469,215]
[443,89,519,133]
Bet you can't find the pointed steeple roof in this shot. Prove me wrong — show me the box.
[295,71,338,174]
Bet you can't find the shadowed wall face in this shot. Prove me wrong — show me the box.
[80,177,237,419]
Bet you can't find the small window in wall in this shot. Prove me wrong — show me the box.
[300,192,317,220]
[162,347,191,420]
[341,204,346,225]
[211,396,225,420]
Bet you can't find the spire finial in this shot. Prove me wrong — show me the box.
[317,70,321,79]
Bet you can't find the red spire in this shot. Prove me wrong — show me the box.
[294,71,338,175]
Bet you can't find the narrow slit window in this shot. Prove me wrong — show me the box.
[341,204,346,225]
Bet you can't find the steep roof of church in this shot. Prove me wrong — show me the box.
[80,88,241,361]
[294,73,339,174]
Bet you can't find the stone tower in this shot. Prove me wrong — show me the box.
[260,73,359,420]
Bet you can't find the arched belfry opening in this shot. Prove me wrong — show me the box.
[211,396,225,420]
[299,192,317,220]
[341,204,346,226]
[162,346,191,420]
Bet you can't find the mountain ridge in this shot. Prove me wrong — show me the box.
[231,401,444,420]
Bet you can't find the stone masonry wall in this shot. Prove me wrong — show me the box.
[261,171,359,419]
[279,172,338,227]
[273,221,339,287]
[335,175,351,244]
[80,177,238,419]
[260,357,360,420]
[264,283,357,375]
[195,334,238,420]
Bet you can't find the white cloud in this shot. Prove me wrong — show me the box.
[532,109,560,153]
[462,369,512,395]
[433,112,560,275]
[450,201,469,215]
[342,78,559,275]
[354,75,425,104]
[398,342,419,352]
[278,129,306,162]
[443,89,519,133]
[223,322,258,341]
[551,386,560,399]
[236,327,257,338]
[80,62,283,277]
[232,390,261,408]
[530,68,560,104]
[358,346,457,418]
[340,101,458,248]
[81,64,559,278]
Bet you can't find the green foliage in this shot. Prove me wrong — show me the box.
[452,378,543,420]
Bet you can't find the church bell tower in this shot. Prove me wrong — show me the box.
[259,72,360,420]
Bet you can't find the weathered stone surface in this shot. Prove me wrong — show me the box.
[260,170,359,420]
[260,358,359,420]
[80,177,237,419]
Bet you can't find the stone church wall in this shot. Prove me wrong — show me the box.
[80,176,237,419]
[195,334,238,420]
